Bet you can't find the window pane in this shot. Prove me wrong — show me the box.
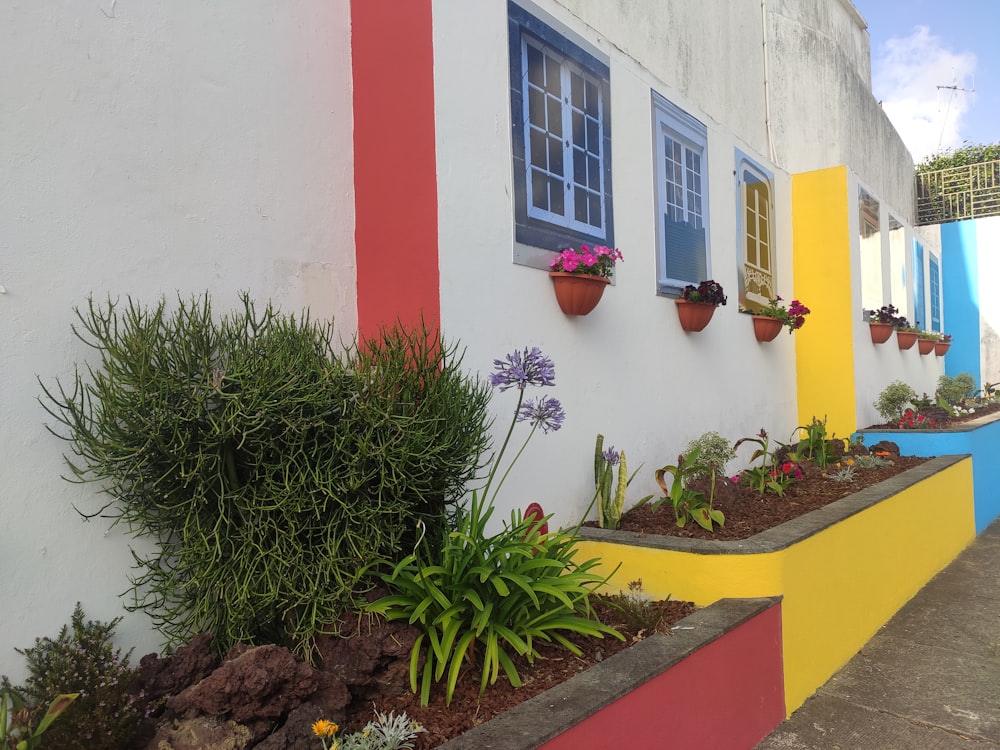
[572,111,585,146]
[546,96,562,137]
[550,176,564,215]
[531,169,549,210]
[527,45,544,86]
[571,71,584,110]
[545,55,560,90]
[573,148,586,185]
[529,129,546,169]
[589,193,601,227]
[586,118,599,152]
[575,186,588,222]
[664,216,707,283]
[587,153,600,188]
[528,88,545,127]
[585,80,599,117]
[549,135,564,175]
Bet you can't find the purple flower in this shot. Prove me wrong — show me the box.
[517,396,565,433]
[601,446,620,465]
[490,347,556,391]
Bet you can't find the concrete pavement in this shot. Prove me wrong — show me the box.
[756,521,1000,749]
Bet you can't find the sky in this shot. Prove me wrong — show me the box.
[853,0,999,163]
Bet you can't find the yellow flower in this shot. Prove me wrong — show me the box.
[312,720,338,738]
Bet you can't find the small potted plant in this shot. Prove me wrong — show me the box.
[935,332,952,356]
[748,296,810,342]
[917,330,939,355]
[675,279,727,332]
[548,244,623,316]
[866,305,904,345]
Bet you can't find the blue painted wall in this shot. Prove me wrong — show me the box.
[941,220,981,384]
[858,418,1000,534]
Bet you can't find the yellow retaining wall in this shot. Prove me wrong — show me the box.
[576,457,974,713]
[792,166,857,436]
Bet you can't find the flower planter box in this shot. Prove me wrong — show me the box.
[575,456,974,715]
[859,411,1000,533]
[439,597,784,750]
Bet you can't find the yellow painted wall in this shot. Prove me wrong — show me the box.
[792,167,857,437]
[577,457,975,713]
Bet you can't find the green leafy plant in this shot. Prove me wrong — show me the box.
[874,380,916,422]
[39,294,492,658]
[732,429,801,496]
[684,431,735,506]
[936,373,976,406]
[593,435,649,530]
[790,416,841,469]
[369,348,622,706]
[312,712,424,750]
[653,449,724,530]
[0,687,77,750]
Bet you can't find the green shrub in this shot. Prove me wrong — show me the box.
[370,346,621,706]
[684,431,735,479]
[874,380,916,421]
[936,373,976,406]
[370,491,620,706]
[6,604,140,750]
[39,294,492,658]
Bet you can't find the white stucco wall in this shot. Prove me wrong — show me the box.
[431,0,922,529]
[1,1,355,680]
[432,0,801,528]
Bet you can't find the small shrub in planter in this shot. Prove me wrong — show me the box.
[874,380,917,422]
[936,373,976,406]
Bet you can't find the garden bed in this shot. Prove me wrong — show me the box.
[576,455,975,713]
[859,411,1000,533]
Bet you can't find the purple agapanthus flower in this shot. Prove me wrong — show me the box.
[516,396,565,433]
[602,446,620,466]
[490,347,556,392]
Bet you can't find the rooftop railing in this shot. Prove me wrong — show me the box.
[916,159,1000,225]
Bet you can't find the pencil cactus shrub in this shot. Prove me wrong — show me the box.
[38,293,492,659]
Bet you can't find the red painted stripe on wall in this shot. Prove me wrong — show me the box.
[541,602,786,749]
[351,0,440,339]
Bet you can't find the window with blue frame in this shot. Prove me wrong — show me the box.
[929,253,941,331]
[736,152,774,311]
[508,2,613,254]
[653,93,709,293]
[913,240,926,329]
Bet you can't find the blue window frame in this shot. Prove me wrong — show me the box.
[653,93,709,292]
[913,240,926,329]
[929,253,941,331]
[508,2,613,253]
[736,151,774,310]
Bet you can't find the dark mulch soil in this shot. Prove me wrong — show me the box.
[344,596,697,749]
[614,453,930,541]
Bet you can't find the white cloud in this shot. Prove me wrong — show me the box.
[871,26,976,162]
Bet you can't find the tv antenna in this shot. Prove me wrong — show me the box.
[936,75,975,151]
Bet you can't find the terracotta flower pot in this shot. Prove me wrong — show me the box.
[674,299,718,332]
[935,341,951,356]
[752,315,783,342]
[917,338,935,355]
[548,272,610,316]
[869,322,893,344]
[896,330,918,350]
